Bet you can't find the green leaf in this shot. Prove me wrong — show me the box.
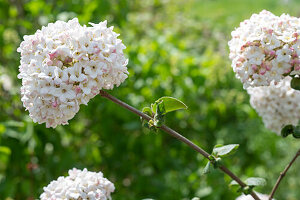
[212,144,239,157]
[152,97,187,115]
[291,77,300,90]
[245,177,266,187]
[281,124,294,138]
[142,107,153,117]
[203,161,212,174]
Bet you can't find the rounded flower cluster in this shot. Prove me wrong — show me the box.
[247,77,300,135]
[236,193,272,200]
[229,10,300,88]
[17,18,128,128]
[40,168,115,200]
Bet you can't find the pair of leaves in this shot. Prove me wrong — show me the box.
[203,144,239,175]
[230,177,266,195]
[151,97,187,115]
[230,177,266,187]
[142,97,187,130]
[281,125,300,138]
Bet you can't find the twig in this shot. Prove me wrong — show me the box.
[99,90,261,200]
[269,148,300,199]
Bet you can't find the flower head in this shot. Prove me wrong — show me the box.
[229,10,300,88]
[18,18,128,128]
[236,193,273,200]
[40,168,115,200]
[247,77,300,135]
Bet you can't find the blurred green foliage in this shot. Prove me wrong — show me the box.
[0,0,300,199]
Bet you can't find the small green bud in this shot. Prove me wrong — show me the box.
[291,77,300,90]
[213,157,222,168]
[281,125,294,137]
[242,186,253,195]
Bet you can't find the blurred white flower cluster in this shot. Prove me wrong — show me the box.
[40,168,115,200]
[236,193,272,200]
[247,77,300,135]
[229,10,300,88]
[17,18,128,128]
[0,74,13,91]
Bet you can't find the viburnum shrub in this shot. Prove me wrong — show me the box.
[18,12,300,200]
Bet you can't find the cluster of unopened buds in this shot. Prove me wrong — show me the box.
[17,18,128,128]
[229,10,300,88]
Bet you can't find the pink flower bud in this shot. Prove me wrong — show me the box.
[295,64,300,71]
[238,57,245,62]
[64,57,73,64]
[293,32,298,38]
[292,52,298,58]
[49,51,58,60]
[251,64,258,71]
[75,86,81,94]
[268,29,273,34]
[269,50,276,56]
[284,68,292,74]
[259,68,266,75]
[32,40,37,46]
[52,100,58,108]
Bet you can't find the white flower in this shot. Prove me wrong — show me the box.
[236,193,274,200]
[54,83,76,102]
[18,18,128,128]
[40,168,115,200]
[229,10,300,88]
[276,44,292,62]
[68,62,87,82]
[79,78,97,95]
[53,67,69,84]
[84,60,105,79]
[247,77,300,135]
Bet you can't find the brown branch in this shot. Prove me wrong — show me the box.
[99,90,261,200]
[269,148,300,199]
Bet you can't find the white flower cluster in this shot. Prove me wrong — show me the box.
[229,10,300,88]
[40,168,115,200]
[17,18,128,128]
[236,193,273,200]
[247,77,300,135]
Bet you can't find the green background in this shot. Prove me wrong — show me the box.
[0,0,299,199]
